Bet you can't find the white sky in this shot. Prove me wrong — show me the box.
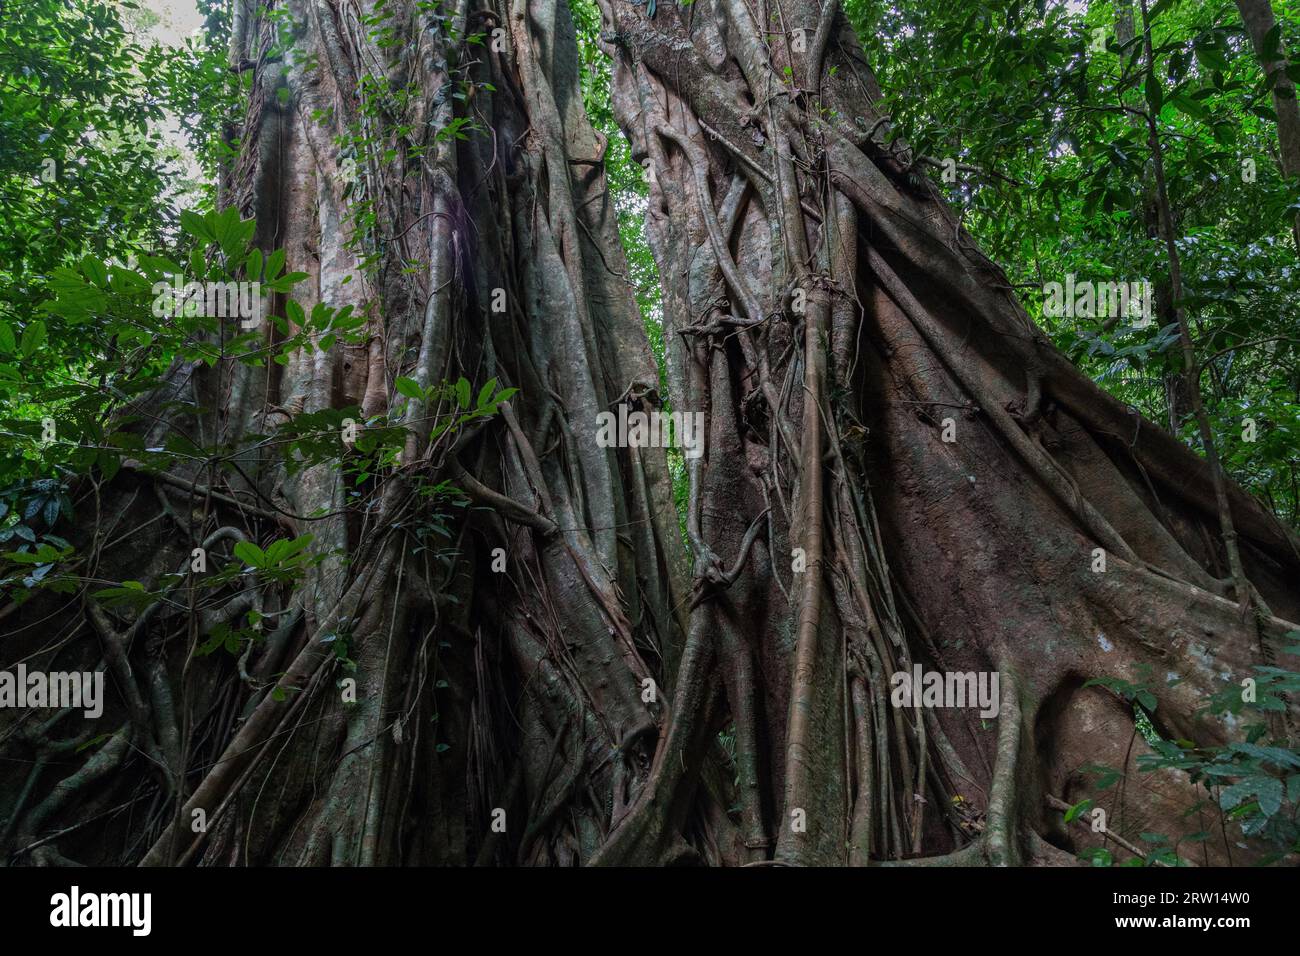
[135,0,206,206]
[146,0,203,45]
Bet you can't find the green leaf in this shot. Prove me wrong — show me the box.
[1227,743,1300,770]
[265,533,313,563]
[1262,25,1283,62]
[80,255,108,287]
[1144,73,1163,114]
[5,544,62,565]
[1169,94,1206,121]
[1064,798,1093,823]
[214,207,240,252]
[180,209,214,242]
[395,376,424,399]
[90,581,155,611]
[1219,776,1284,817]
[266,271,309,293]
[1193,44,1230,73]
[0,322,14,354]
[476,376,498,409]
[266,248,286,280]
[233,540,266,568]
[1147,0,1176,20]
[1257,778,1284,817]
[1079,847,1113,867]
[20,320,47,357]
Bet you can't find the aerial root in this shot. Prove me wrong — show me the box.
[984,667,1022,866]
[878,668,1025,867]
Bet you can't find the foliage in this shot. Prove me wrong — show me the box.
[850,0,1300,525]
[1068,635,1300,864]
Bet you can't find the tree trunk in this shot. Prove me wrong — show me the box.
[2,0,1298,868]
[1236,0,1300,252]
[586,0,1300,866]
[5,0,692,867]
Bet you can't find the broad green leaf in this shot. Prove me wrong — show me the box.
[1144,73,1162,114]
[20,320,47,357]
[180,209,214,242]
[233,540,266,568]
[80,255,108,286]
[395,376,424,399]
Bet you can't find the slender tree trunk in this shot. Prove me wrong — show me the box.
[1117,0,1186,435]
[1236,0,1300,252]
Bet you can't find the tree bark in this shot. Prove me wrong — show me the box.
[587,0,1300,866]
[2,0,1298,868]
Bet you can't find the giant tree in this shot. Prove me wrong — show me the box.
[2,0,1297,868]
